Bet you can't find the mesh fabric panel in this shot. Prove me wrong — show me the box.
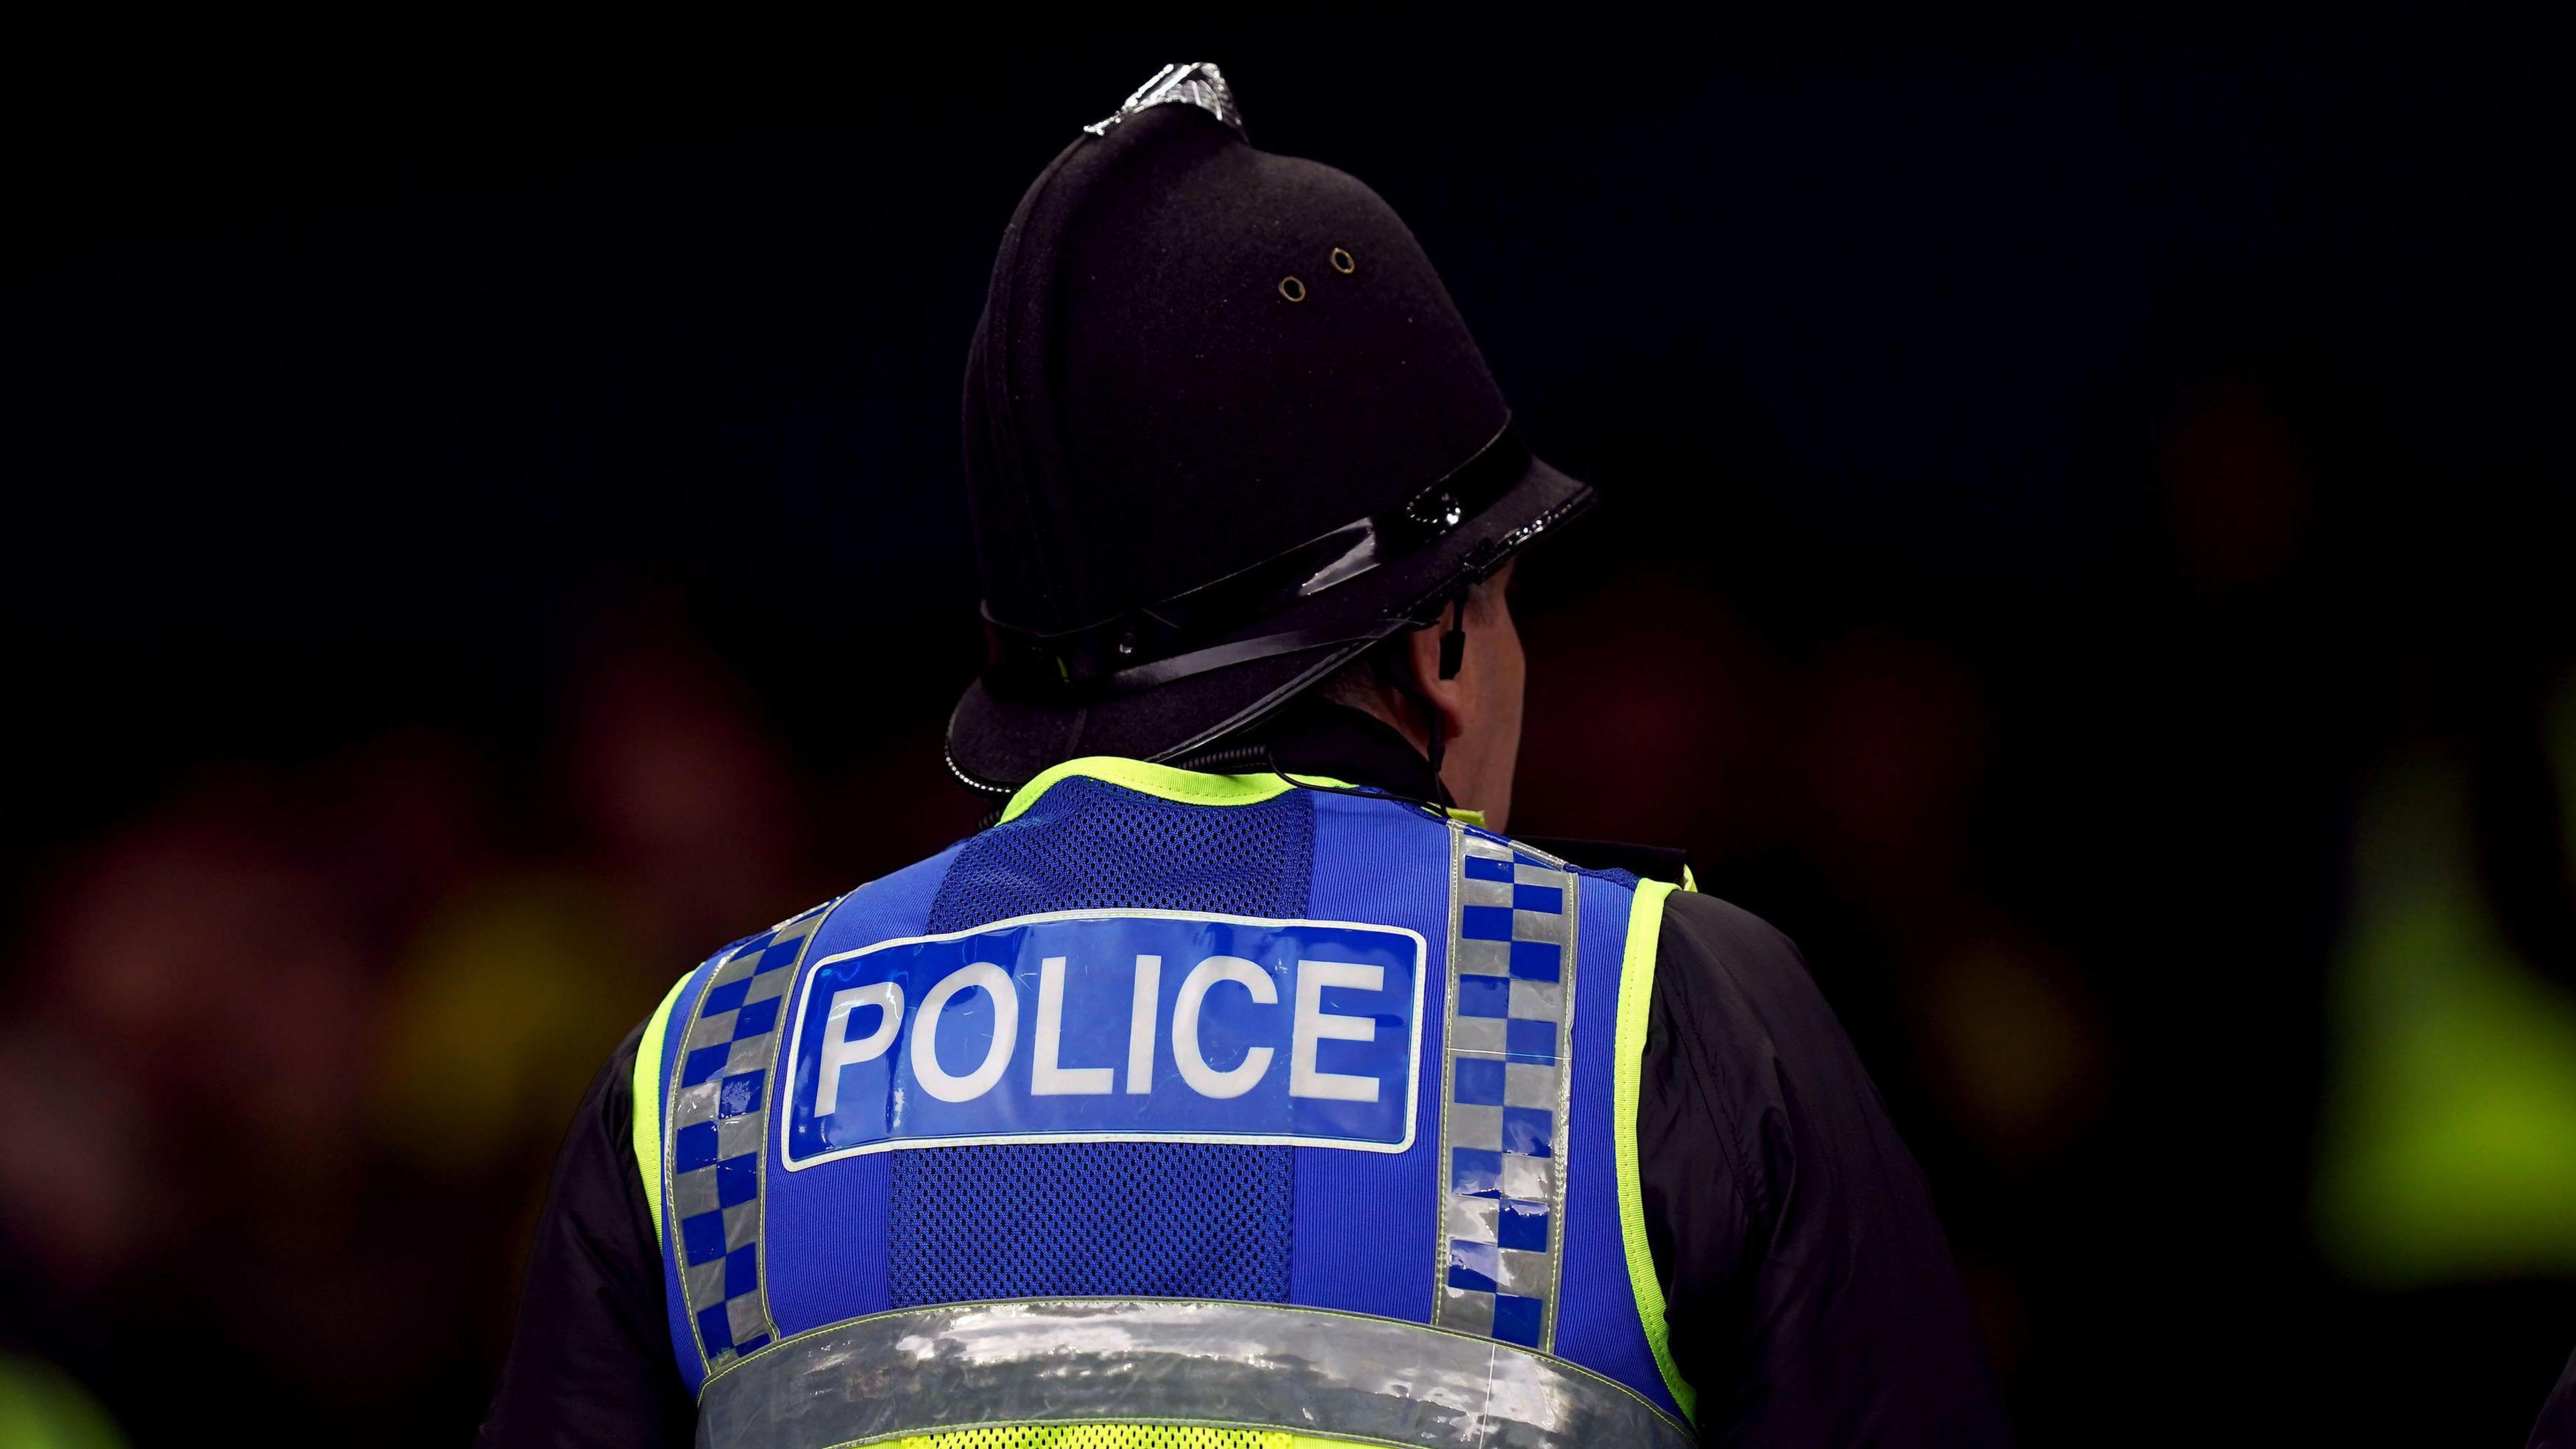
[929,777,1316,926]
[890,776,1311,1307]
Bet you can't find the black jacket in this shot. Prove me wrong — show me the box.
[478,708,2012,1446]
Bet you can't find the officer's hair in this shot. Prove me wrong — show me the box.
[1316,639,1415,720]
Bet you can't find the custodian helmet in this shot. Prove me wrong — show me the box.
[947,63,1593,790]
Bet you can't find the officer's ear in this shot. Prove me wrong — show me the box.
[1399,561,1517,738]
[1400,620,1472,743]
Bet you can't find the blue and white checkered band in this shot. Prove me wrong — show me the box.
[666,899,837,1370]
[1436,825,1579,1350]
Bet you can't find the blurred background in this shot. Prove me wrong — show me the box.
[9,18,2573,1446]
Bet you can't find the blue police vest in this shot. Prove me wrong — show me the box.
[636,759,1698,1448]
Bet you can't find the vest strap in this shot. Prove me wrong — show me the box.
[696,1298,1693,1449]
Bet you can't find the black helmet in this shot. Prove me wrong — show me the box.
[947,63,1593,790]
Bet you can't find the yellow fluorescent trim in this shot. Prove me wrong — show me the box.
[1444,806,1488,827]
[633,969,694,1251]
[998,757,1352,824]
[1615,879,1696,1421]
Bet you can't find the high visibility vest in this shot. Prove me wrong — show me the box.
[637,759,1697,1448]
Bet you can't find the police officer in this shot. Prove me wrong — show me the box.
[482,64,2012,1448]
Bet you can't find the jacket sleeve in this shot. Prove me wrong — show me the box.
[2530,1344,2576,1449]
[1638,890,2014,1446]
[476,1023,696,1449]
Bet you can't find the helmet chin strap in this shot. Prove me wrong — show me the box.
[1438,594,1468,682]
[1396,593,1469,790]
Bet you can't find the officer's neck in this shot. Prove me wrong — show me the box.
[1249,699,1446,806]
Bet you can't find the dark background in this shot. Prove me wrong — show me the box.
[10,18,2574,1445]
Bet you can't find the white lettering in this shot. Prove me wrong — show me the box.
[1031,956,1114,1095]
[1174,955,1277,1099]
[1126,954,1162,1093]
[1291,959,1384,1102]
[911,962,1017,1103]
[815,981,904,1117]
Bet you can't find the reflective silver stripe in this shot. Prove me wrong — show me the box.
[1083,61,1246,139]
[1436,826,1579,1349]
[696,1299,1693,1449]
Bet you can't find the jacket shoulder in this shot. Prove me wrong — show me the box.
[1656,889,1806,970]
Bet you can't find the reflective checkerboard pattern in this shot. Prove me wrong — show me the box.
[1435,826,1578,1349]
[667,900,835,1369]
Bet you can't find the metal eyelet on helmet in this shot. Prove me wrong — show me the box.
[1279,276,1307,303]
[1330,247,1356,274]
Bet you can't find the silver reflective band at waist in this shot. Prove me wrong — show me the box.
[695,1298,1694,1449]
